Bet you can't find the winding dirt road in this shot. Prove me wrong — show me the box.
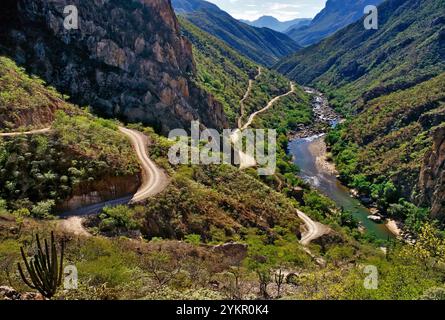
[230,82,296,170]
[232,75,328,246]
[118,127,169,203]
[241,82,295,130]
[61,127,169,217]
[0,127,51,137]
[59,127,169,235]
[57,217,91,237]
[297,209,330,245]
[238,67,262,129]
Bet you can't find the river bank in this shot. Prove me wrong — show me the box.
[307,138,403,238]
[386,219,402,237]
[288,87,396,240]
[289,135,395,239]
[308,137,338,176]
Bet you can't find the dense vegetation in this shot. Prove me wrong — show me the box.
[241,69,290,116]
[0,111,139,214]
[326,73,445,229]
[179,17,256,124]
[96,164,305,241]
[286,223,445,300]
[251,86,313,133]
[0,58,139,214]
[172,0,301,66]
[0,56,75,132]
[277,0,445,114]
[2,206,445,300]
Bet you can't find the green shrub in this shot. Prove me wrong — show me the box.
[184,234,201,245]
[31,200,55,219]
[419,287,445,300]
[98,205,140,232]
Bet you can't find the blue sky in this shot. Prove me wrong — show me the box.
[206,0,327,21]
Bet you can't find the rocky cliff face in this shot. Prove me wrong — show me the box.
[0,0,228,133]
[57,174,140,213]
[286,0,385,46]
[416,126,445,219]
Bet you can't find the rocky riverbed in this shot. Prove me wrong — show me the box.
[290,87,341,139]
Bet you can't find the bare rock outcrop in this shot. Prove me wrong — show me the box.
[416,125,445,219]
[57,174,140,213]
[212,242,248,264]
[0,286,45,300]
[0,0,228,134]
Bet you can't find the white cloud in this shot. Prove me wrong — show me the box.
[206,0,327,21]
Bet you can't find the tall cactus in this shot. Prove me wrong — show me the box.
[17,231,64,299]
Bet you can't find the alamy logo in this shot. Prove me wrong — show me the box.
[63,5,79,30]
[364,5,378,30]
[64,265,78,290]
[363,265,378,289]
[168,121,277,175]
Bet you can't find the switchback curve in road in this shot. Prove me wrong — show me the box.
[118,127,169,203]
[297,209,330,245]
[3,126,169,217]
[60,127,169,217]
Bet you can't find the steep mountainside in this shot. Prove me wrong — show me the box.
[0,57,140,213]
[416,123,445,219]
[241,16,311,33]
[286,0,385,46]
[0,56,77,132]
[171,0,301,66]
[284,19,313,33]
[284,0,445,219]
[178,17,309,128]
[327,73,445,220]
[277,0,445,113]
[0,0,228,134]
[178,17,256,124]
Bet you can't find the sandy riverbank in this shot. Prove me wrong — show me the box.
[306,137,403,238]
[308,137,338,176]
[385,219,402,237]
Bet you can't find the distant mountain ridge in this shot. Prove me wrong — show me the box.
[171,0,301,66]
[276,0,445,108]
[241,16,311,33]
[286,0,385,46]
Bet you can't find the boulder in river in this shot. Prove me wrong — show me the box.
[367,215,383,223]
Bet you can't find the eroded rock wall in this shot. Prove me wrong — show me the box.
[0,0,228,133]
[416,126,445,219]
